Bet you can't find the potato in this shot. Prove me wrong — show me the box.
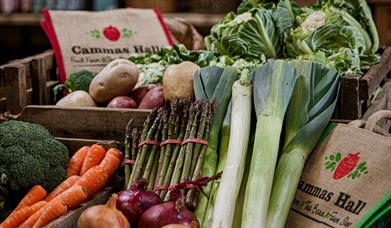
[56,90,97,107]
[138,86,164,109]
[107,96,137,109]
[128,84,157,105]
[89,59,139,103]
[163,61,200,100]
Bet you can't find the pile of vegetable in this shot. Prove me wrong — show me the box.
[57,59,164,110]
[0,144,123,227]
[204,0,379,75]
[0,121,69,220]
[124,98,215,204]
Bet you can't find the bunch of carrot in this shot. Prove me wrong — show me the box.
[0,144,123,228]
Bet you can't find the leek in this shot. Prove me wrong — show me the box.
[193,66,238,224]
[202,101,232,228]
[242,60,298,227]
[267,60,340,228]
[211,69,252,228]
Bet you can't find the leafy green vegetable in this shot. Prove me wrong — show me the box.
[65,70,96,93]
[242,60,298,227]
[206,7,280,59]
[267,60,340,228]
[193,66,238,225]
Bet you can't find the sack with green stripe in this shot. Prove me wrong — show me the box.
[286,110,391,228]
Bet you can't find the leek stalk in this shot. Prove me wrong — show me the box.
[267,61,340,228]
[242,60,298,227]
[211,70,252,228]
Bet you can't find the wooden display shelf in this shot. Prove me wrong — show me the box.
[0,12,223,28]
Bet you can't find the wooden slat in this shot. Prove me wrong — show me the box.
[359,47,391,100]
[338,76,361,120]
[4,64,27,114]
[18,105,150,141]
[362,80,391,131]
[56,137,119,154]
[46,188,112,228]
[31,55,50,105]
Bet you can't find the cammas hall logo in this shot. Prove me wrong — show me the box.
[324,152,368,180]
[88,25,134,41]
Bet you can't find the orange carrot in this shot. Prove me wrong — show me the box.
[32,201,67,228]
[16,201,47,228]
[75,166,109,197]
[0,206,34,228]
[18,206,45,228]
[99,153,121,176]
[106,148,124,160]
[79,144,106,175]
[66,146,89,177]
[45,175,80,202]
[52,185,88,209]
[15,185,47,210]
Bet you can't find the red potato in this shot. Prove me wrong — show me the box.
[128,84,157,105]
[107,96,138,109]
[138,86,164,109]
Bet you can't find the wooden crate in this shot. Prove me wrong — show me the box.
[1,48,390,121]
[334,47,391,120]
[0,50,58,114]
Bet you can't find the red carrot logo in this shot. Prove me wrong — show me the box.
[88,27,134,41]
[324,152,368,180]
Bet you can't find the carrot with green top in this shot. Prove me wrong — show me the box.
[15,185,47,210]
[32,201,67,228]
[99,153,121,176]
[79,144,106,175]
[67,146,89,177]
[45,175,80,202]
[75,166,109,197]
[52,185,88,209]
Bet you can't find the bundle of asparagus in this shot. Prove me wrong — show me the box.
[124,99,215,206]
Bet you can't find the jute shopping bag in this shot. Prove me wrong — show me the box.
[286,110,391,228]
[41,8,173,83]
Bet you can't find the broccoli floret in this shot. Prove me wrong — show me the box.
[0,121,69,192]
[65,70,96,93]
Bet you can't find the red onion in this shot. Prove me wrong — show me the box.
[139,195,199,228]
[116,179,161,225]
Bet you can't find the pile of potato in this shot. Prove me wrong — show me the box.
[56,59,164,110]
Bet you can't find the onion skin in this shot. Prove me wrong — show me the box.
[77,194,130,228]
[139,200,199,228]
[116,180,161,225]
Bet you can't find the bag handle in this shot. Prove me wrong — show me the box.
[365,110,391,134]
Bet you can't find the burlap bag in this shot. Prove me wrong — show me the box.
[286,110,391,228]
[41,8,173,83]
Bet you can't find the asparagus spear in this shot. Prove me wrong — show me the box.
[124,119,133,188]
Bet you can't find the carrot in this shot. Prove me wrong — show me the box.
[99,153,121,176]
[32,201,67,228]
[75,166,109,197]
[15,185,47,210]
[52,185,88,209]
[66,146,89,177]
[79,144,106,175]
[45,175,80,202]
[18,207,45,228]
[0,206,34,228]
[16,201,47,228]
[106,148,124,160]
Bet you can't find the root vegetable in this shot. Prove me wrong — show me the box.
[56,90,96,107]
[77,194,130,228]
[163,61,200,100]
[89,59,139,103]
[129,84,157,105]
[107,96,138,109]
[138,86,164,109]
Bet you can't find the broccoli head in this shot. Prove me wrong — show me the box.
[65,70,96,93]
[0,121,69,192]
